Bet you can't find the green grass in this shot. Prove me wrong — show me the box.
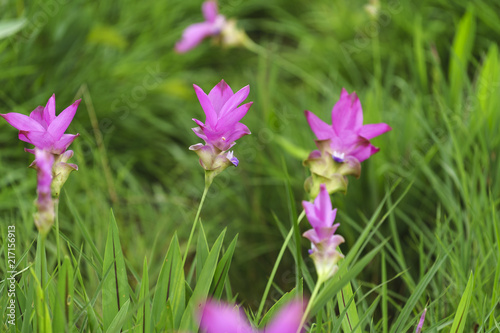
[1,0,500,331]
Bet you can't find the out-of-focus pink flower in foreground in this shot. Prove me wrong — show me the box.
[190,80,252,184]
[415,308,427,333]
[33,149,55,235]
[199,299,305,333]
[305,88,391,163]
[175,1,227,53]
[303,184,345,281]
[0,94,80,154]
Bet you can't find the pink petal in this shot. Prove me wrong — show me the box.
[350,142,379,163]
[192,126,208,142]
[316,184,333,223]
[202,0,219,22]
[208,79,234,114]
[359,123,391,140]
[194,85,218,128]
[29,106,48,128]
[1,112,46,132]
[199,301,254,333]
[217,102,253,130]
[175,22,215,53]
[218,85,250,119]
[265,301,305,333]
[52,134,79,154]
[24,131,56,151]
[44,94,56,125]
[221,122,251,146]
[304,110,334,140]
[331,88,363,134]
[47,99,80,140]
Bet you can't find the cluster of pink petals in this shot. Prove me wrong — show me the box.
[0,94,80,155]
[190,79,252,170]
[175,0,227,53]
[303,184,345,280]
[199,300,304,333]
[305,88,391,163]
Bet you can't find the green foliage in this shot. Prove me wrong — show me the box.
[1,0,500,331]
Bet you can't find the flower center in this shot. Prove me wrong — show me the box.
[332,151,345,163]
[221,136,226,141]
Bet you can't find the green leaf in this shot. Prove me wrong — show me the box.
[106,299,131,333]
[53,256,74,332]
[31,268,52,333]
[209,234,238,299]
[150,233,185,329]
[337,281,361,333]
[134,257,151,333]
[102,210,130,331]
[449,7,476,105]
[0,19,26,40]
[258,288,297,328]
[450,272,474,333]
[179,229,226,331]
[196,222,210,283]
[389,255,447,333]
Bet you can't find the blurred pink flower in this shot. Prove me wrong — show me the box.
[199,299,304,333]
[1,94,80,154]
[415,308,427,333]
[305,88,391,163]
[303,184,345,280]
[175,1,227,53]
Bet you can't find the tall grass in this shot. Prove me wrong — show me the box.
[1,0,499,331]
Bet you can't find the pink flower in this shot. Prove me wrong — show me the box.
[199,299,304,333]
[303,184,345,280]
[189,80,252,183]
[175,1,227,53]
[1,94,80,154]
[305,88,391,163]
[192,79,252,151]
[415,308,427,333]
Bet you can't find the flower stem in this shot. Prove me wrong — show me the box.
[55,198,61,268]
[182,181,210,267]
[36,233,47,291]
[298,276,324,333]
[256,209,306,322]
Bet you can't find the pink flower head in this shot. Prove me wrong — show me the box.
[305,88,391,163]
[192,79,252,151]
[199,299,305,333]
[175,0,227,53]
[1,94,80,155]
[303,184,345,281]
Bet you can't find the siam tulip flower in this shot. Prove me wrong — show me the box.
[303,88,391,197]
[415,308,427,333]
[0,94,80,155]
[199,299,305,333]
[175,0,248,53]
[33,149,55,235]
[303,184,345,281]
[190,79,252,185]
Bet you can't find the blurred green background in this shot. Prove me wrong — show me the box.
[1,0,499,329]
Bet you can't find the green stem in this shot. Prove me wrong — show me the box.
[298,276,324,333]
[55,198,60,269]
[182,180,210,267]
[37,233,47,291]
[256,209,306,322]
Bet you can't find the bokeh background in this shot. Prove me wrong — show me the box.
[1,0,499,329]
